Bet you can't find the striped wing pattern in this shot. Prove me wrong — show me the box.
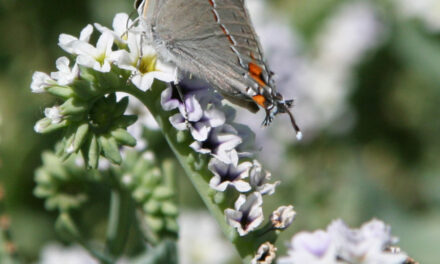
[143,0,277,111]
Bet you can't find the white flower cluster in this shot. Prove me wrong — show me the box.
[160,80,295,237]
[30,13,177,96]
[278,219,408,264]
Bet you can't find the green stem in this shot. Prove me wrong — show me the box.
[119,81,278,262]
[105,178,134,259]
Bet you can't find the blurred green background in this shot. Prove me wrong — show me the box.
[0,0,439,263]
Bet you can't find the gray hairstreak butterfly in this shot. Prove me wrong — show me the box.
[134,0,302,140]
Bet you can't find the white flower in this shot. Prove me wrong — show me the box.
[208,158,252,192]
[75,32,115,72]
[50,57,79,86]
[31,71,56,93]
[58,24,94,54]
[224,192,264,236]
[44,106,63,124]
[39,243,98,264]
[111,33,177,91]
[94,13,133,46]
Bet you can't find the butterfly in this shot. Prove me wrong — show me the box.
[134,0,301,139]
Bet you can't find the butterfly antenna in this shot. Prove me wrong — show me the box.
[284,106,302,140]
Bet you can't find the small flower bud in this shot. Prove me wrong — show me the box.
[252,242,277,264]
[270,205,296,230]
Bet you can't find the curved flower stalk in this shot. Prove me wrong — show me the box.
[30,11,415,264]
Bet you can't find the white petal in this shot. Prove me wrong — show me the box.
[79,24,93,42]
[31,71,53,93]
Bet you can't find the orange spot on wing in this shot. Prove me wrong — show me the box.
[252,94,266,108]
[249,62,266,87]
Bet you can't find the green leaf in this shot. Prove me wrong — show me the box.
[99,135,122,164]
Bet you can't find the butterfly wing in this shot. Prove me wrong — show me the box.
[141,0,276,112]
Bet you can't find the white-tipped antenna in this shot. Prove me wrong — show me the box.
[285,107,302,140]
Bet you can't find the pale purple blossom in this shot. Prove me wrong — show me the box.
[279,219,408,264]
[279,230,337,264]
[249,160,279,195]
[170,98,225,141]
[328,219,406,264]
[224,192,263,236]
[208,158,252,192]
[190,125,242,165]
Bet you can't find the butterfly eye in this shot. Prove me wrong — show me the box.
[134,0,144,9]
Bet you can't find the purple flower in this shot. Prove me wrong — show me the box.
[224,192,263,236]
[160,79,221,112]
[328,219,407,264]
[208,158,252,192]
[278,230,337,264]
[190,125,242,165]
[249,160,280,195]
[169,96,225,141]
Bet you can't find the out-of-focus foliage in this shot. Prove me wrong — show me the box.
[0,0,438,263]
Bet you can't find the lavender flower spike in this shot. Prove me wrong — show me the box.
[208,158,252,192]
[224,192,263,236]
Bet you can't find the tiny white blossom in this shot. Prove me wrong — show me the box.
[111,33,177,90]
[58,24,94,54]
[31,71,56,93]
[74,32,115,72]
[224,192,264,236]
[51,57,79,86]
[95,13,133,46]
[44,106,63,124]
